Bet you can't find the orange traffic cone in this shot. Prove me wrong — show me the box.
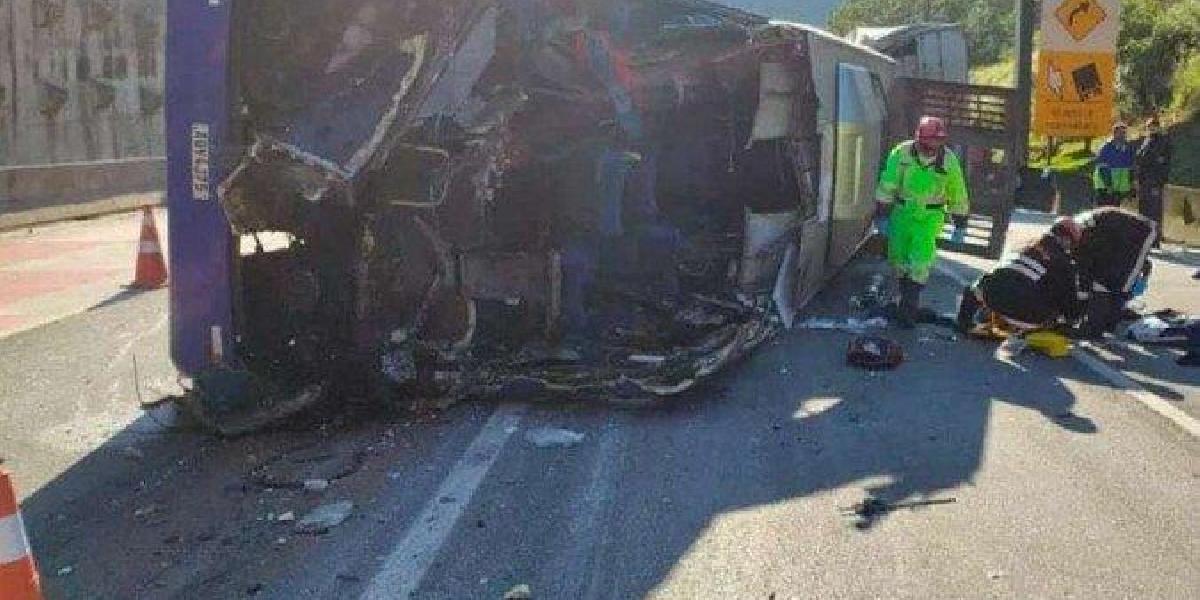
[0,470,43,600]
[132,206,168,289]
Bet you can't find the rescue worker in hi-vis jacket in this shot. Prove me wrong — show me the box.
[875,116,970,328]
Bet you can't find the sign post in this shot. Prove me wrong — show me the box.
[1033,0,1120,137]
[1014,0,1036,166]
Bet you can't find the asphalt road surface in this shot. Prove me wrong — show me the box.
[1,214,1197,599]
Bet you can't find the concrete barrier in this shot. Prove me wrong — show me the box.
[1164,185,1200,247]
[0,157,164,230]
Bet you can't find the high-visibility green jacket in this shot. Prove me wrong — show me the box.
[875,141,969,217]
[1092,138,1134,193]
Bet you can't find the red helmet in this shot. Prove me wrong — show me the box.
[1050,216,1083,249]
[915,116,948,144]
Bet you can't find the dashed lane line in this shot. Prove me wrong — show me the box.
[361,403,528,600]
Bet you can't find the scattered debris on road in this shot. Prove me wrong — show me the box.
[303,479,330,492]
[798,317,889,333]
[503,583,533,600]
[848,274,891,314]
[1124,312,1197,345]
[1025,331,1071,358]
[846,336,905,371]
[181,370,327,437]
[993,331,1072,360]
[297,500,355,534]
[841,495,958,523]
[250,449,363,489]
[525,427,586,449]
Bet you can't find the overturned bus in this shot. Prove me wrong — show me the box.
[165,1,1008,432]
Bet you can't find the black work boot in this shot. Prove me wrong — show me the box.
[897,278,920,330]
[956,285,982,333]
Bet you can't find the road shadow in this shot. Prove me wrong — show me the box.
[695,260,1100,535]
[16,391,475,599]
[87,287,158,312]
[11,255,1116,600]
[411,256,1111,600]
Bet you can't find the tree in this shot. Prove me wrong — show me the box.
[828,0,1017,66]
[1118,0,1200,114]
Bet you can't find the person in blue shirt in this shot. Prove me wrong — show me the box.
[1093,121,1135,207]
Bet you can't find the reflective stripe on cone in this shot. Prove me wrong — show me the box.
[131,207,168,289]
[0,471,43,600]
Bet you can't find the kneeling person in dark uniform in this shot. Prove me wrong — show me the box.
[1071,207,1157,337]
[957,217,1085,333]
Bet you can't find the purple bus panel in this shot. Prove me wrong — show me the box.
[165,0,235,375]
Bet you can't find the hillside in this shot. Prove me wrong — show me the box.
[717,0,842,25]
[971,57,1200,187]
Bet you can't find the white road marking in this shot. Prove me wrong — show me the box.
[361,403,528,600]
[934,262,1200,439]
[1072,345,1200,438]
[538,420,625,600]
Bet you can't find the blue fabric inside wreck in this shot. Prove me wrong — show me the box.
[582,32,644,140]
[562,144,681,335]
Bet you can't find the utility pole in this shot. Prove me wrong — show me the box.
[1014,0,1036,167]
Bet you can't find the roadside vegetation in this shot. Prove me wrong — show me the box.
[833,0,1200,187]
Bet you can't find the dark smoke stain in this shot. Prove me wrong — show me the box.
[81,0,117,32]
[76,54,91,80]
[90,79,116,111]
[139,85,162,115]
[37,79,69,120]
[32,0,66,30]
[133,8,161,78]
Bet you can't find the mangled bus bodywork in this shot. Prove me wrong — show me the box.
[166,0,896,431]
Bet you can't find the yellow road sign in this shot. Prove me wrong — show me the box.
[1033,51,1116,137]
[1054,0,1109,42]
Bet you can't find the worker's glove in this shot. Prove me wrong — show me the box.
[950,214,969,244]
[874,215,889,236]
[1130,274,1149,298]
[873,203,892,236]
